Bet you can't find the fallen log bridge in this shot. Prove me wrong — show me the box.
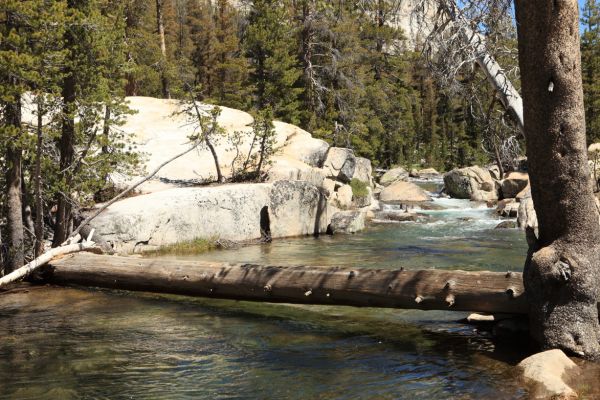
[46,253,528,314]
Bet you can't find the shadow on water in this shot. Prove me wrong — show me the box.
[0,191,537,399]
[0,284,533,400]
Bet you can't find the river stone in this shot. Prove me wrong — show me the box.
[518,350,579,399]
[410,168,441,179]
[501,172,529,199]
[322,147,356,183]
[379,181,432,203]
[328,210,366,234]
[443,166,498,202]
[373,210,418,222]
[90,181,331,253]
[495,220,517,229]
[380,167,409,186]
[496,199,519,218]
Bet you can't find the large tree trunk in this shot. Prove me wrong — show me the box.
[4,94,24,274]
[515,0,600,359]
[156,0,170,99]
[45,253,529,314]
[34,96,44,257]
[53,71,76,247]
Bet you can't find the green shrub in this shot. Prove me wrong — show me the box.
[350,178,369,199]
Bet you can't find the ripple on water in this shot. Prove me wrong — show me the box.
[0,192,531,399]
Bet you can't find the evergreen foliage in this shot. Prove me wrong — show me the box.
[581,0,600,143]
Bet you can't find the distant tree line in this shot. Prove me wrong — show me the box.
[0,0,598,274]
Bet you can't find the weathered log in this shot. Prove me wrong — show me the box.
[47,253,529,314]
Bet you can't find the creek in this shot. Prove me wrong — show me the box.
[0,182,532,399]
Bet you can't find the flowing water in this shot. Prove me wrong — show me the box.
[0,182,534,399]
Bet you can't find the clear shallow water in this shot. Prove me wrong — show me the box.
[0,185,531,399]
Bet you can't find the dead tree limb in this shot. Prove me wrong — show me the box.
[71,141,202,238]
[47,253,529,314]
[0,231,97,288]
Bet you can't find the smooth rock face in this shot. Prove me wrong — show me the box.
[268,180,330,239]
[91,181,331,253]
[518,350,579,399]
[322,147,357,183]
[517,197,538,231]
[443,166,498,202]
[353,157,373,185]
[267,156,326,188]
[379,167,409,186]
[379,181,432,203]
[105,97,331,193]
[328,210,366,234]
[501,172,529,199]
[335,184,354,209]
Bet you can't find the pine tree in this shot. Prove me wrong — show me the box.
[581,0,600,143]
[190,0,249,109]
[244,0,303,123]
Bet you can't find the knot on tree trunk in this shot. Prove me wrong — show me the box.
[525,244,600,359]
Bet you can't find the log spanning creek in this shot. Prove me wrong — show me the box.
[0,184,538,399]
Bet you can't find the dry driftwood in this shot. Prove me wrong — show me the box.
[47,253,530,314]
[0,233,97,288]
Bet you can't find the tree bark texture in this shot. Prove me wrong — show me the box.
[34,97,44,257]
[4,93,24,273]
[156,0,170,99]
[53,70,76,247]
[46,253,529,314]
[515,0,600,358]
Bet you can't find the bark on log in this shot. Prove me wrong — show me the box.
[47,253,529,314]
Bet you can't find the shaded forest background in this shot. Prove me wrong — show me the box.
[0,0,598,272]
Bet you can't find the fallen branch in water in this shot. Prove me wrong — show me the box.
[0,230,97,288]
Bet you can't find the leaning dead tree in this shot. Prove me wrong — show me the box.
[515,0,600,359]
[413,0,524,131]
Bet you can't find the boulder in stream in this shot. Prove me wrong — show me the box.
[518,350,579,399]
[379,181,432,203]
[327,210,366,234]
[379,167,409,186]
[443,166,498,202]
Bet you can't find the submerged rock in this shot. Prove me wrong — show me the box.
[328,210,366,234]
[379,181,432,203]
[518,350,579,399]
[372,211,419,222]
[495,221,517,229]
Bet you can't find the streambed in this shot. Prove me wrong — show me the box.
[0,186,533,399]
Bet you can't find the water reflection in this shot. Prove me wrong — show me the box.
[0,194,532,399]
[0,287,527,399]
